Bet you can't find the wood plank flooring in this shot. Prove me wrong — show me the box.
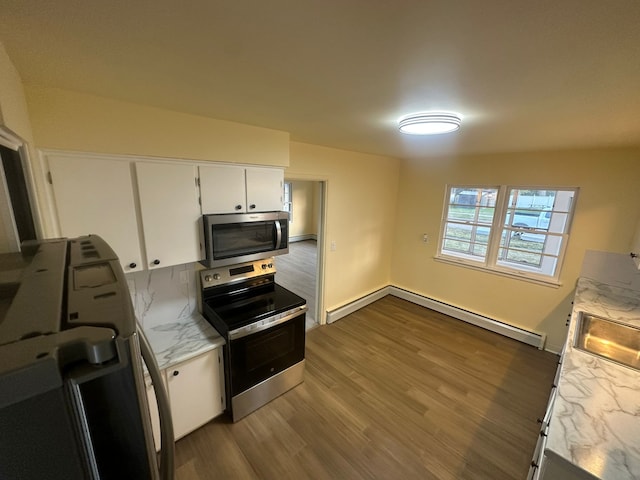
[274,240,318,328]
[174,295,559,480]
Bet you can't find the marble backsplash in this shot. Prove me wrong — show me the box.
[126,263,202,329]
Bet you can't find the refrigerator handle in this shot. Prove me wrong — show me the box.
[138,328,175,480]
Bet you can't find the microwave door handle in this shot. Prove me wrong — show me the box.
[138,328,175,480]
[274,219,282,249]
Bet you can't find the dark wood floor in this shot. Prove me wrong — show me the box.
[174,296,558,480]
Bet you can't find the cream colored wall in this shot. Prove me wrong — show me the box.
[288,141,400,316]
[287,180,316,238]
[24,86,289,167]
[390,148,640,351]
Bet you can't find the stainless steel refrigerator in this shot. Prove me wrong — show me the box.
[0,235,174,479]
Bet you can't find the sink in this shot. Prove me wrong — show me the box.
[574,312,640,371]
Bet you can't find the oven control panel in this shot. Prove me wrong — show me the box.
[200,257,277,289]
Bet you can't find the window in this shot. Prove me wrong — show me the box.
[283,181,293,221]
[438,186,577,284]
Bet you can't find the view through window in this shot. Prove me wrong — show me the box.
[439,186,577,282]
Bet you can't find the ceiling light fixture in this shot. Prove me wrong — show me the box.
[398,112,462,135]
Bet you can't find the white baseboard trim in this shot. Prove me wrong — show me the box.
[325,285,546,350]
[289,234,317,243]
[326,287,391,324]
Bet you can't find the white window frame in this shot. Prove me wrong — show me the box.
[283,181,293,221]
[436,185,579,286]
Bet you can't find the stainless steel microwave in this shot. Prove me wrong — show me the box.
[201,211,289,267]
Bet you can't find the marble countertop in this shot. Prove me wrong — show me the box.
[142,311,225,371]
[545,268,640,479]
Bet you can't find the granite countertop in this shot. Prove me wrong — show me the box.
[142,311,225,371]
[545,274,640,479]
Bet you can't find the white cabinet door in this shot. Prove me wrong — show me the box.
[199,165,246,214]
[136,162,201,269]
[245,167,284,212]
[47,155,143,272]
[199,165,284,214]
[166,349,224,440]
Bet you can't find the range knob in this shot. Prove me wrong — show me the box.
[213,273,221,280]
[204,274,213,282]
[261,264,267,269]
[268,263,273,268]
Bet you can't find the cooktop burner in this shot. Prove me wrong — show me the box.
[203,283,305,333]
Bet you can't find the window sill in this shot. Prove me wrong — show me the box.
[434,255,562,288]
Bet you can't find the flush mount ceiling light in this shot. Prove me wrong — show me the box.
[398,112,462,135]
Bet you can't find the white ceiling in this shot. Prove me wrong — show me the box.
[1,0,639,160]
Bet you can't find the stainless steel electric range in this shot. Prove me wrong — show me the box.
[199,258,307,422]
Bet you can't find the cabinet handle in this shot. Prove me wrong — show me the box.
[128,262,137,269]
[153,259,161,266]
[536,418,543,424]
[172,370,179,376]
[235,204,242,210]
[249,204,256,210]
[631,252,638,259]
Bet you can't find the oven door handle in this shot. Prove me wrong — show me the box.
[229,306,308,340]
[274,220,282,249]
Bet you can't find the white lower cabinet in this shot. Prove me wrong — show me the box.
[167,348,225,440]
[145,347,225,449]
[528,350,564,479]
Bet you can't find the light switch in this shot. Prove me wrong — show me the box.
[330,240,337,251]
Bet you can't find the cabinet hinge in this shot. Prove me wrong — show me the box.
[47,171,53,184]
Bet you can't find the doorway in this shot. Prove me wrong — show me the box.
[0,136,38,253]
[275,180,324,330]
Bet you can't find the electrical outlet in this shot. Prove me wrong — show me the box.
[422,234,430,244]
[330,240,337,251]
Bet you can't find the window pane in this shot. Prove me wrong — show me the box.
[439,184,576,281]
[441,187,497,263]
[497,187,575,277]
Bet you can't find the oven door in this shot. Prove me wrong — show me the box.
[228,310,305,398]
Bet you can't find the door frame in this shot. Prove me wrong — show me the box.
[0,126,43,251]
[283,175,328,326]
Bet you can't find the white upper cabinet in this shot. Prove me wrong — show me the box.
[136,162,201,269]
[47,154,144,272]
[198,165,246,214]
[46,153,283,271]
[199,164,284,214]
[245,167,284,213]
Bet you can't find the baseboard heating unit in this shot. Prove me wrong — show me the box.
[325,286,546,350]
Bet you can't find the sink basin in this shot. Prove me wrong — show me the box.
[574,312,640,371]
